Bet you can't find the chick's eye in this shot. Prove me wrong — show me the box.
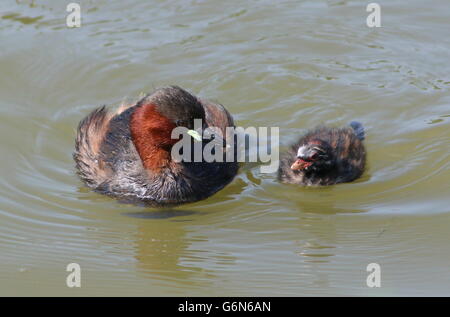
[311,153,319,160]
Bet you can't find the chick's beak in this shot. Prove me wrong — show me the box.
[290,158,312,171]
[290,159,303,171]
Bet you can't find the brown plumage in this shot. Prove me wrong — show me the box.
[74,86,238,206]
[278,122,366,186]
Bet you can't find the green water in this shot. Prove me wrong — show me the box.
[0,0,449,296]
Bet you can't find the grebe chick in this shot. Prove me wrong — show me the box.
[278,121,366,186]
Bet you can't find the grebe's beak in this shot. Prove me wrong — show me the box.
[291,158,313,171]
[187,129,203,142]
[291,159,303,171]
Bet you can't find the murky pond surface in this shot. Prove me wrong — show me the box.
[0,0,449,296]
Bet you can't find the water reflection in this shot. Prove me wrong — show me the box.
[129,210,217,291]
[124,209,198,220]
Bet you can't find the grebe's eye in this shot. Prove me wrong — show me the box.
[311,153,319,160]
[312,146,325,154]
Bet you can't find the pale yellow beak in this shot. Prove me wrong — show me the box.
[187,129,202,142]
